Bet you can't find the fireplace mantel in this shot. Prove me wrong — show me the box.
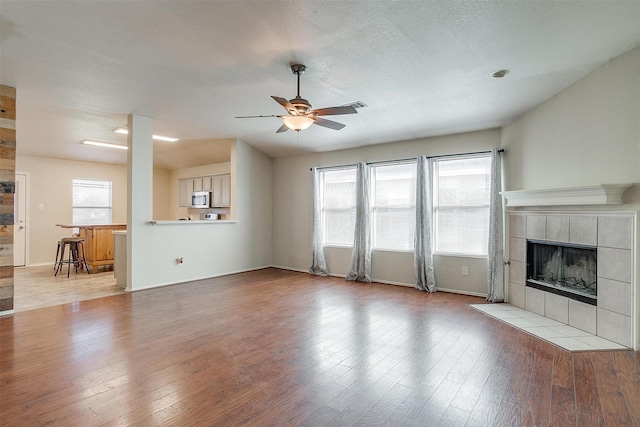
[501,184,632,207]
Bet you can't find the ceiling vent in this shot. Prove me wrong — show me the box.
[345,101,368,109]
[490,69,510,78]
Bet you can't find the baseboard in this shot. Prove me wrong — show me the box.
[23,262,52,267]
[271,265,308,274]
[128,265,273,292]
[436,287,488,298]
[270,265,487,297]
[371,278,414,288]
[0,309,15,316]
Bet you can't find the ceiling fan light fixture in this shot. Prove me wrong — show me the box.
[283,115,314,131]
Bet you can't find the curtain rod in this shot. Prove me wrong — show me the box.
[310,149,504,171]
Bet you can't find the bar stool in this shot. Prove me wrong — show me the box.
[55,237,91,277]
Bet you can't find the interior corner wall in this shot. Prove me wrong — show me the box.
[500,44,640,350]
[128,139,272,291]
[272,128,500,294]
[501,45,640,202]
[15,155,127,266]
[0,85,16,313]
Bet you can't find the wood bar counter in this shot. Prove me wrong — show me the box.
[56,224,126,272]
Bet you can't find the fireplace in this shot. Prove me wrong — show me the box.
[526,240,597,305]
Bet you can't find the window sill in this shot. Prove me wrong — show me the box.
[148,220,238,225]
[434,252,487,259]
[371,248,413,254]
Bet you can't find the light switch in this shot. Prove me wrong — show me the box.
[39,203,44,210]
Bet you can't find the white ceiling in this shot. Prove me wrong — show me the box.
[1,1,639,168]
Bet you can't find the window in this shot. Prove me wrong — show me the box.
[72,178,112,224]
[371,162,416,251]
[321,168,356,246]
[433,155,491,256]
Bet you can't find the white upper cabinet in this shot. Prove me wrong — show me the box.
[178,179,194,207]
[212,174,231,207]
[178,174,230,208]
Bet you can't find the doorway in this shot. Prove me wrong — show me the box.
[14,172,26,267]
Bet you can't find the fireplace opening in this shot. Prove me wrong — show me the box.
[526,240,597,305]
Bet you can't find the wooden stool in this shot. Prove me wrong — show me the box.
[55,237,91,277]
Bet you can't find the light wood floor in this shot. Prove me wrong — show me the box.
[13,265,125,312]
[1,268,638,426]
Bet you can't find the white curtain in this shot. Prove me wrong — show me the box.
[309,167,328,276]
[346,162,372,282]
[487,148,505,302]
[414,156,436,292]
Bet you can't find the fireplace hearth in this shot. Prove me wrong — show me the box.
[526,240,597,305]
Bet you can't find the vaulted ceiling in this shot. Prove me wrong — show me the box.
[1,1,639,169]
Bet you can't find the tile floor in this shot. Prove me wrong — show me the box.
[13,265,125,312]
[470,303,628,352]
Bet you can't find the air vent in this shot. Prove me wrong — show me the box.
[490,69,510,78]
[345,101,368,109]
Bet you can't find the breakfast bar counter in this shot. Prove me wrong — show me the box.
[56,223,127,272]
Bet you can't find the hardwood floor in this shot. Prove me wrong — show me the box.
[1,268,638,426]
[13,265,125,312]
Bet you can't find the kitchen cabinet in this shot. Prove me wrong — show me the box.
[81,225,127,271]
[212,174,231,207]
[193,177,203,192]
[178,179,193,207]
[178,174,230,208]
[56,224,126,272]
[202,176,212,192]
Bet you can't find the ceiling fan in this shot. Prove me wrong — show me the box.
[235,64,357,133]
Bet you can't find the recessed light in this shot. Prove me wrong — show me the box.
[112,127,180,142]
[80,139,128,150]
[490,69,510,78]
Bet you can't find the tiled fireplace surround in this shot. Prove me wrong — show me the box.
[507,212,635,348]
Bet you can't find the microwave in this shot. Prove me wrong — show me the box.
[192,191,211,208]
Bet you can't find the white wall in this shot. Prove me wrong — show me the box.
[128,138,272,291]
[502,45,640,205]
[16,155,128,265]
[272,129,500,294]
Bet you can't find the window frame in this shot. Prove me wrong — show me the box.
[370,160,417,253]
[431,153,491,257]
[319,167,357,248]
[72,178,113,225]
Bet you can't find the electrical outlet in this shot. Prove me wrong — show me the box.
[461,266,468,276]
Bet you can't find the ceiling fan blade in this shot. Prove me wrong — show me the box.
[313,117,346,130]
[235,114,281,119]
[276,124,289,133]
[312,105,358,116]
[271,96,296,114]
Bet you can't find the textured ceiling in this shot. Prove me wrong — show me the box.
[1,1,639,168]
